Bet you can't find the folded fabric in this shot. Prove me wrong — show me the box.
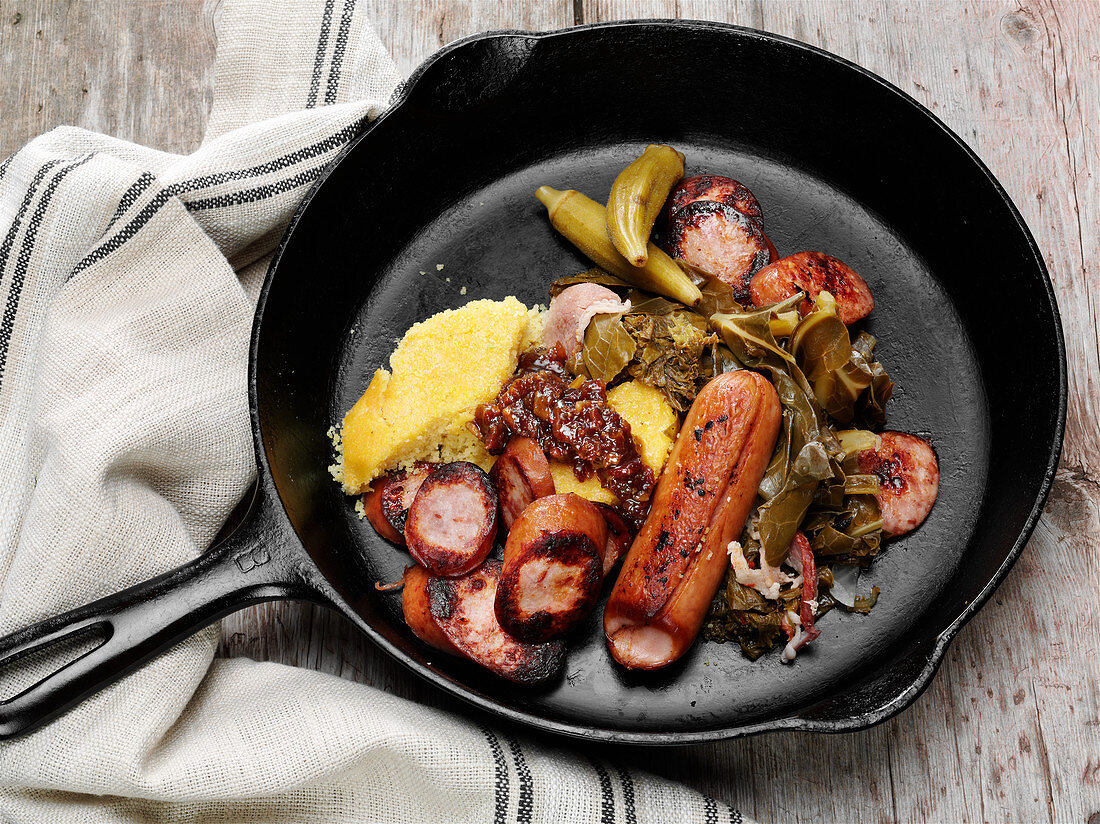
[0,1,749,822]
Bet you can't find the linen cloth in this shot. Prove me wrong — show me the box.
[0,2,751,822]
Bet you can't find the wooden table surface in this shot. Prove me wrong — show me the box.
[2,1,1097,821]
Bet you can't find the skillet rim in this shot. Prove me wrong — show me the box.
[252,18,1068,743]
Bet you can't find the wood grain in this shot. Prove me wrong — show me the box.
[2,1,1097,822]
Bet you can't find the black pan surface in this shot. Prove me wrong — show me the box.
[254,21,1064,741]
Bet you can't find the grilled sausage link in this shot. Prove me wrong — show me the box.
[749,251,874,325]
[665,200,771,300]
[404,461,497,577]
[604,371,782,670]
[495,493,608,643]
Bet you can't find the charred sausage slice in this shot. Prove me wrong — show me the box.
[495,494,608,643]
[665,201,771,300]
[857,431,939,536]
[421,559,565,684]
[604,371,782,670]
[595,503,633,576]
[362,478,405,544]
[749,251,874,325]
[404,461,498,577]
[400,565,461,655]
[361,461,436,545]
[668,175,764,226]
[490,436,555,531]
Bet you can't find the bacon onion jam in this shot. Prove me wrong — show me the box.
[474,345,654,526]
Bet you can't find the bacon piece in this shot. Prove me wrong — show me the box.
[857,431,939,536]
[543,283,630,357]
[668,175,763,226]
[749,251,874,325]
[404,462,498,576]
[781,532,820,662]
[407,559,565,684]
[490,437,555,531]
[495,494,608,642]
[665,201,771,300]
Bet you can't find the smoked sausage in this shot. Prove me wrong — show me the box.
[595,503,633,576]
[856,431,939,536]
[749,251,874,325]
[665,200,771,300]
[490,436,555,531]
[404,461,497,576]
[362,462,435,544]
[667,175,764,226]
[495,493,608,643]
[604,371,782,670]
[401,560,565,685]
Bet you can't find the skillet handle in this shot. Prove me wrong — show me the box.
[0,488,319,739]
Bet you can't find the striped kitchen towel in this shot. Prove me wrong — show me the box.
[0,1,750,822]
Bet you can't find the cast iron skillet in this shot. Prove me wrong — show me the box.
[0,20,1065,743]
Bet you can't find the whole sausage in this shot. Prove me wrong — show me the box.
[495,493,608,643]
[401,560,565,685]
[665,200,771,300]
[856,431,939,536]
[490,436,556,531]
[404,461,497,577]
[749,251,874,325]
[604,371,782,670]
[667,175,764,226]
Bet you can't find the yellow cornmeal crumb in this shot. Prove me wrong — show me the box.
[547,380,679,505]
[338,297,536,493]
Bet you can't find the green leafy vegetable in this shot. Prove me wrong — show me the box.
[619,308,717,411]
[580,312,636,385]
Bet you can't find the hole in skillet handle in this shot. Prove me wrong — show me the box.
[0,486,320,739]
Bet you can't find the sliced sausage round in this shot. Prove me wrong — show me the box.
[400,565,461,655]
[490,436,555,531]
[749,251,874,325]
[665,200,771,300]
[362,461,436,545]
[495,493,608,643]
[594,503,633,576]
[668,175,763,226]
[404,461,498,577]
[362,478,404,544]
[856,431,939,536]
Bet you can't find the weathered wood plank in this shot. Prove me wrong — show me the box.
[0,0,215,157]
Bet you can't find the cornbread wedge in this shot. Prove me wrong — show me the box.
[337,297,541,493]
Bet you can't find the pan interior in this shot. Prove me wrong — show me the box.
[255,24,1058,738]
[331,141,986,730]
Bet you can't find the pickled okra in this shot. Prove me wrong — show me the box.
[606,144,685,267]
[535,186,702,307]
